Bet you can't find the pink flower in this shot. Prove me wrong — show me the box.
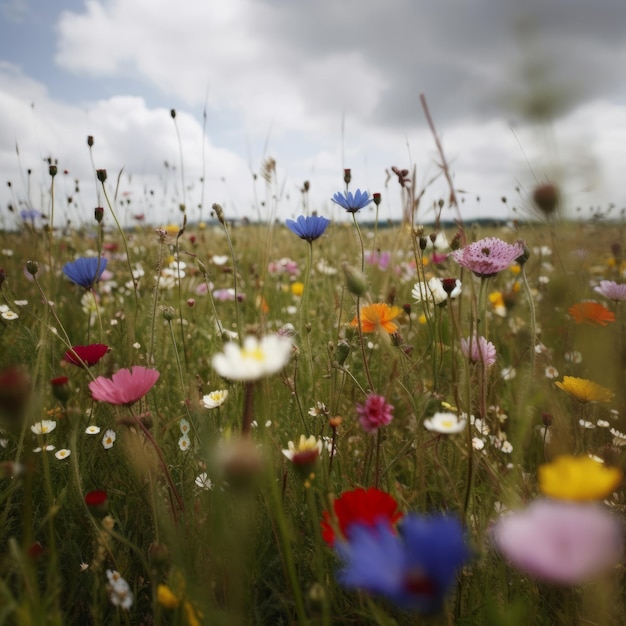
[492,499,623,584]
[356,394,394,433]
[450,237,525,278]
[594,280,626,302]
[89,366,159,406]
[460,336,497,368]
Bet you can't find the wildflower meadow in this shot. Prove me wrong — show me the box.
[1,148,626,625]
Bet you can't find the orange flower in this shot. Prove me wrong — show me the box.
[350,303,402,334]
[568,302,615,326]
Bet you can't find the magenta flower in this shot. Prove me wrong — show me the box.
[594,280,626,302]
[492,499,623,584]
[63,344,109,367]
[89,366,159,406]
[450,237,525,278]
[356,394,394,433]
[460,336,497,368]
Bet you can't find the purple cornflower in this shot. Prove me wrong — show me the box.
[62,257,108,289]
[356,394,394,433]
[336,514,470,612]
[460,335,497,368]
[492,499,623,584]
[450,237,525,278]
[593,280,626,302]
[331,189,372,213]
[285,215,330,242]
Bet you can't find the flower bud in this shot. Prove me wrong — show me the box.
[161,306,175,321]
[94,206,104,223]
[87,135,94,147]
[170,109,176,119]
[85,490,108,517]
[532,183,559,215]
[372,192,381,206]
[516,242,531,266]
[50,376,71,404]
[212,203,226,225]
[96,169,107,183]
[334,339,351,366]
[419,237,428,251]
[49,165,57,178]
[25,260,39,276]
[342,262,368,296]
[343,168,351,185]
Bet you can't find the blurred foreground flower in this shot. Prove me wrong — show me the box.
[336,514,470,612]
[31,419,56,435]
[331,189,372,213]
[356,394,394,433]
[450,237,524,278]
[89,366,160,406]
[321,487,403,546]
[350,302,402,334]
[568,301,615,326]
[63,343,109,367]
[211,335,292,381]
[62,256,108,289]
[555,376,614,404]
[285,215,330,242]
[492,499,623,584]
[539,455,622,501]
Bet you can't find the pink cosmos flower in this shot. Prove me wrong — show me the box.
[356,394,394,433]
[492,499,623,584]
[450,237,525,278]
[460,335,497,368]
[89,366,160,406]
[593,280,626,302]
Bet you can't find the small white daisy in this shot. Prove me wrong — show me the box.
[178,434,191,451]
[102,429,116,449]
[55,449,71,460]
[85,425,101,435]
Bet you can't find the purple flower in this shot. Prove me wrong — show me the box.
[336,514,470,612]
[365,251,391,270]
[450,237,525,278]
[356,394,394,433]
[62,257,108,289]
[460,335,497,368]
[594,280,626,302]
[285,215,330,242]
[331,189,372,213]
[492,499,623,584]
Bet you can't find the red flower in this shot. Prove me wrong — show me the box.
[85,490,108,516]
[321,487,403,546]
[568,302,615,327]
[64,344,109,367]
[89,366,159,406]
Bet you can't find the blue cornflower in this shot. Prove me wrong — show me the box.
[285,215,331,242]
[62,257,108,289]
[331,189,372,213]
[20,209,43,222]
[336,513,470,613]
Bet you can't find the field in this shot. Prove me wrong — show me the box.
[0,177,625,625]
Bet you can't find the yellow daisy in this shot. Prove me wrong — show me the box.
[350,303,402,334]
[539,455,622,501]
[555,376,614,403]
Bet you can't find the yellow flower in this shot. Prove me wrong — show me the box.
[539,455,623,501]
[488,291,506,317]
[157,584,180,609]
[290,282,304,296]
[509,264,521,275]
[350,303,402,334]
[164,224,180,237]
[555,376,614,403]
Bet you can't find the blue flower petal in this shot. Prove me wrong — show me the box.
[62,257,108,289]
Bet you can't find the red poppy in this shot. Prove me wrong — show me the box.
[63,344,109,367]
[320,487,403,546]
[85,490,108,516]
[568,302,615,327]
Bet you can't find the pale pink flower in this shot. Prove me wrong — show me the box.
[492,499,623,584]
[356,394,394,433]
[89,366,160,405]
[460,335,497,368]
[594,280,626,302]
[450,237,525,278]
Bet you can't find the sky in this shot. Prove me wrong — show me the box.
[2,0,626,229]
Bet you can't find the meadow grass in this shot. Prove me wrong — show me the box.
[0,184,625,626]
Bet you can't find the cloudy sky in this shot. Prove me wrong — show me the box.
[2,0,626,228]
